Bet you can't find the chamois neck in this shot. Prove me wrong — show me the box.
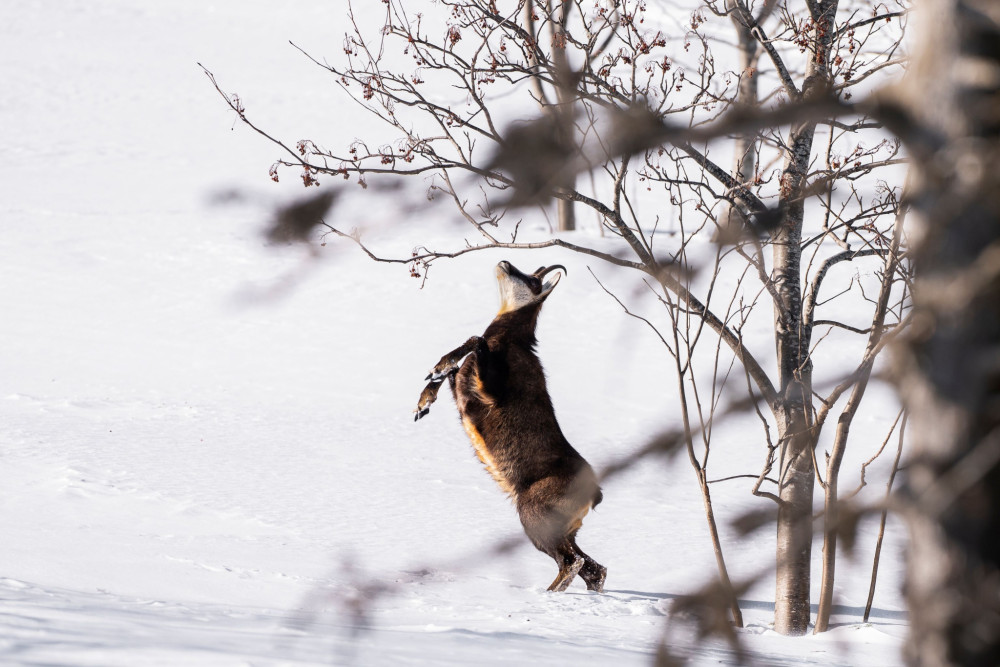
[488,302,543,345]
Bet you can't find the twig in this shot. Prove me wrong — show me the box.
[864,412,907,623]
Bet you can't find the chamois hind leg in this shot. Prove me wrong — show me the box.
[570,535,607,593]
[521,515,582,592]
[547,539,584,592]
[518,479,587,592]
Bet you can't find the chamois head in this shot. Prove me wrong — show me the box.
[495,260,567,314]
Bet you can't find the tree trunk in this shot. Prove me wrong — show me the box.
[813,414,847,634]
[773,403,815,635]
[547,0,576,232]
[895,1,1000,664]
[770,117,816,637]
[556,189,575,231]
[716,10,757,241]
[769,0,839,634]
[700,474,744,627]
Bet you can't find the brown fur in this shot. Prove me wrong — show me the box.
[416,262,606,592]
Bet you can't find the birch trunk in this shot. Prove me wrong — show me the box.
[770,0,839,634]
[717,11,757,240]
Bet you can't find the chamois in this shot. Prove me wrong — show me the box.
[414,260,606,593]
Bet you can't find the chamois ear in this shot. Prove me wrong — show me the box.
[536,264,567,299]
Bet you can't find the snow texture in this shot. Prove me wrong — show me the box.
[1,1,906,664]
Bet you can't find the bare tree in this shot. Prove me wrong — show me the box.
[205,0,910,637]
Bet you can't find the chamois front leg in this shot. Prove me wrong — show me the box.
[413,377,449,421]
[425,336,485,381]
[413,336,485,421]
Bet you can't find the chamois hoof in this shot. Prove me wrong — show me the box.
[583,565,607,593]
[415,378,446,420]
[547,556,584,592]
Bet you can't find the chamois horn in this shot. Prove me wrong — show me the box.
[534,264,568,278]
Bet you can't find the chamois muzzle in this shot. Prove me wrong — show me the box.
[496,261,567,312]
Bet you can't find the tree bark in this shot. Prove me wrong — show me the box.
[700,475,744,627]
[716,6,758,241]
[896,1,1000,664]
[770,0,839,635]
[770,101,817,638]
[773,403,815,635]
[556,194,575,232]
[543,0,576,231]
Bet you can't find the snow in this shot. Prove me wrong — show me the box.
[1,1,907,665]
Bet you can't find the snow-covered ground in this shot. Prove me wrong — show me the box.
[1,2,907,664]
